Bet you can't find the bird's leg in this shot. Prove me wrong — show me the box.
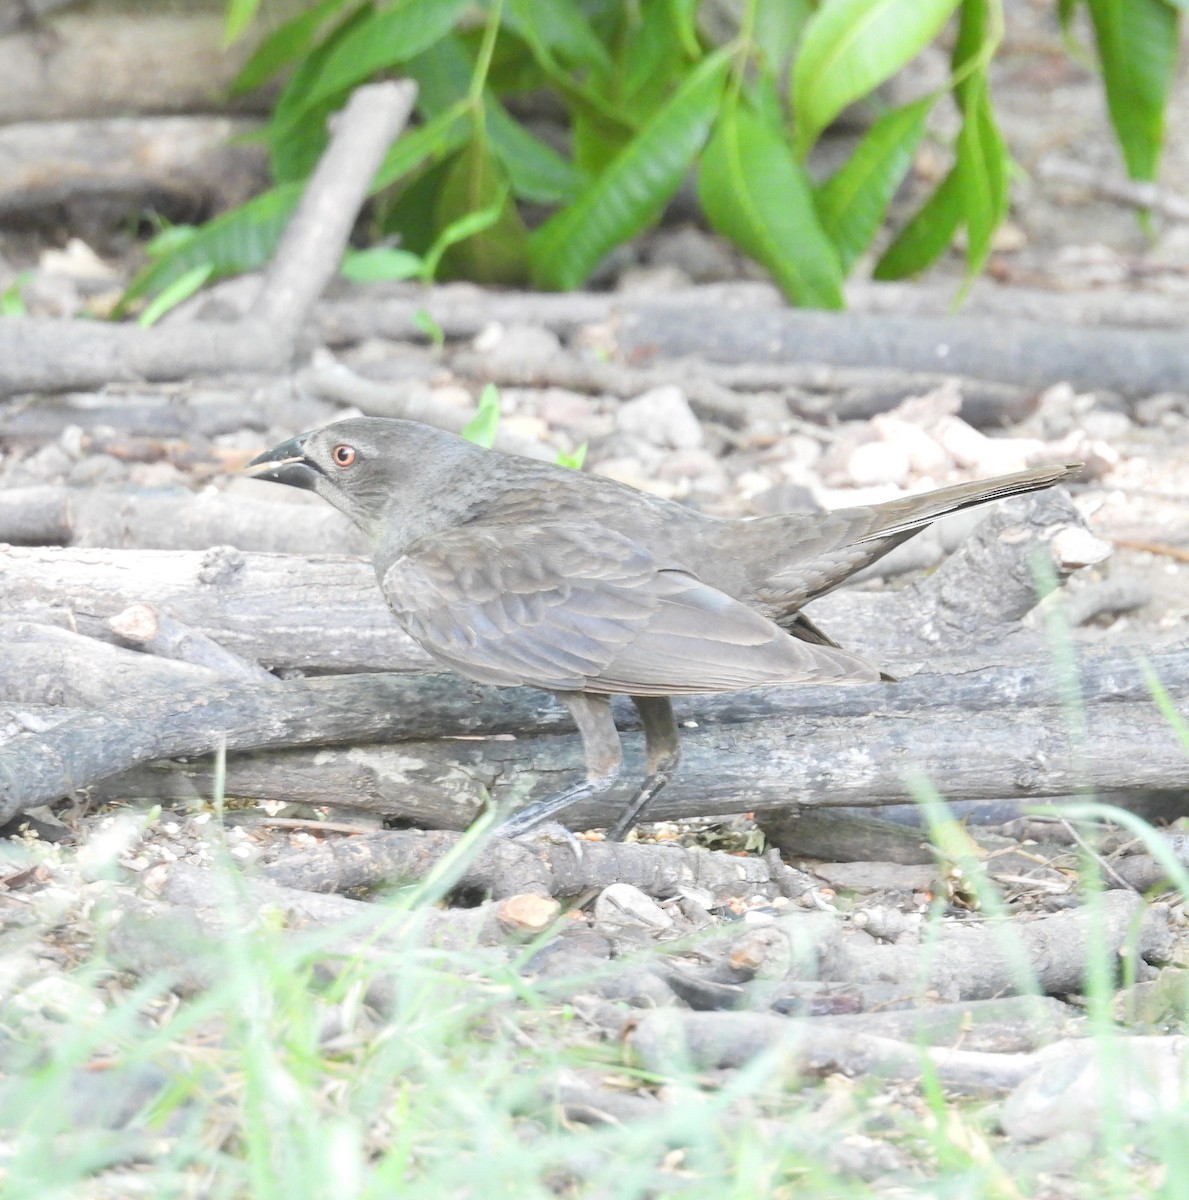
[496,692,622,837]
[605,696,681,842]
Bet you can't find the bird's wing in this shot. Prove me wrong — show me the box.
[382,523,878,695]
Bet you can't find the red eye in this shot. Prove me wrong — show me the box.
[332,444,356,467]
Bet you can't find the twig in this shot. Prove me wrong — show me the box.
[1040,157,1189,223]
[1113,538,1189,564]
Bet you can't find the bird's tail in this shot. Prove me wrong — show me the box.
[748,462,1082,618]
[853,462,1083,543]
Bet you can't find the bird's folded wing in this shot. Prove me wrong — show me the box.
[382,523,878,694]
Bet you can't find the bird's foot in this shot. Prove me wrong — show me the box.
[605,763,675,843]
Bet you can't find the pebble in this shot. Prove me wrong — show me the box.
[616,385,704,449]
[472,321,561,363]
[870,414,952,475]
[846,441,911,487]
[67,454,127,486]
[538,387,595,428]
[592,883,674,933]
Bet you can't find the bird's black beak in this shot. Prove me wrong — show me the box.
[244,434,322,491]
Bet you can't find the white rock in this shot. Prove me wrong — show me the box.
[846,441,911,487]
[1050,526,1112,570]
[934,417,1046,473]
[473,321,562,363]
[871,414,952,475]
[593,883,674,933]
[616,385,703,449]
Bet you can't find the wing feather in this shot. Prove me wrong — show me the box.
[382,523,879,694]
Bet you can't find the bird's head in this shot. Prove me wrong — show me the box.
[245,417,458,540]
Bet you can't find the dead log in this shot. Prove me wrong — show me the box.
[0,8,263,124]
[0,80,416,397]
[0,383,338,443]
[258,828,800,904]
[446,347,1034,429]
[0,116,267,223]
[617,304,1189,399]
[625,1011,1043,1094]
[0,485,364,554]
[80,692,1189,831]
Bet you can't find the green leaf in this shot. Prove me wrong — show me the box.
[955,78,1009,275]
[952,0,995,109]
[698,99,845,308]
[755,0,813,76]
[137,263,215,327]
[461,383,501,448]
[529,50,730,290]
[286,0,469,122]
[118,182,304,311]
[792,0,961,157]
[0,271,31,317]
[413,308,444,347]
[668,0,701,57]
[224,0,262,46]
[433,138,530,285]
[372,104,472,192]
[872,165,963,279]
[815,95,934,272]
[555,441,587,469]
[422,188,510,282]
[405,37,585,203]
[485,101,587,204]
[230,0,347,94]
[341,247,424,282]
[1085,0,1179,181]
[266,3,378,182]
[503,0,612,74]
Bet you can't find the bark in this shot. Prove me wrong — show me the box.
[0,382,338,443]
[0,486,364,554]
[0,115,267,221]
[258,828,801,904]
[625,1011,1047,1095]
[446,348,1034,429]
[105,603,276,682]
[1,607,1184,825]
[0,8,264,123]
[616,304,1189,398]
[154,862,559,949]
[81,694,1189,832]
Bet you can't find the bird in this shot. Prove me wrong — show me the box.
[246,417,1079,840]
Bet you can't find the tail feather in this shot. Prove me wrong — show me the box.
[856,463,1083,543]
[751,462,1082,619]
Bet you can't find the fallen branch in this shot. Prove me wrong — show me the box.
[2,617,1185,825]
[446,348,1034,429]
[0,485,363,553]
[624,1011,1103,1097]
[259,827,802,904]
[0,80,416,397]
[81,691,1189,831]
[617,303,1189,398]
